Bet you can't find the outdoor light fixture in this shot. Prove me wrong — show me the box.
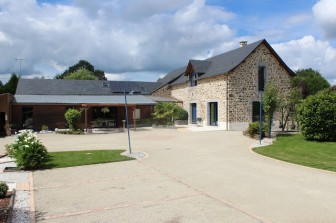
[259,92,263,145]
[124,90,132,154]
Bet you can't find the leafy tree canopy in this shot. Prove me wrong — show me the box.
[262,83,280,137]
[292,68,330,99]
[63,69,98,80]
[0,73,20,95]
[55,60,107,80]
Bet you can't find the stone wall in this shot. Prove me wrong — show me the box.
[151,85,172,97]
[227,43,291,129]
[152,42,292,130]
[170,74,228,128]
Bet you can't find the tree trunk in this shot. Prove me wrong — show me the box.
[268,113,272,138]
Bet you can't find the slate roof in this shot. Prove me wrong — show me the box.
[146,95,180,102]
[12,95,156,105]
[156,39,294,89]
[188,60,212,74]
[15,79,162,95]
[157,67,186,85]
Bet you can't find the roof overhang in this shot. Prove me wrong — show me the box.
[12,95,157,105]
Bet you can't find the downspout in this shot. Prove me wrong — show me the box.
[226,76,229,131]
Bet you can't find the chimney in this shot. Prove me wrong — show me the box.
[239,41,247,47]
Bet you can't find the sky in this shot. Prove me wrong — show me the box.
[0,0,335,85]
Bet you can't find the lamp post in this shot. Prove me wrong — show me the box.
[124,90,134,154]
[259,91,263,145]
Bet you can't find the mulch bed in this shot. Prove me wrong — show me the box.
[0,192,13,223]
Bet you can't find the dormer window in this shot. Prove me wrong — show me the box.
[102,82,109,88]
[189,72,198,87]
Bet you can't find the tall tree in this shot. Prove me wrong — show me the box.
[64,69,98,80]
[292,68,330,99]
[2,73,20,94]
[262,83,280,137]
[0,81,4,94]
[55,60,107,80]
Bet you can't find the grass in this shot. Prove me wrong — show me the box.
[44,150,134,169]
[253,134,336,172]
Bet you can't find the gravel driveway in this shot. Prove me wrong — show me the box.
[2,128,336,222]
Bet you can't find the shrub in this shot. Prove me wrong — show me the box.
[0,182,8,198]
[55,129,84,135]
[174,107,188,120]
[247,122,268,138]
[152,102,178,125]
[6,130,48,170]
[65,108,82,130]
[41,125,49,131]
[298,90,336,141]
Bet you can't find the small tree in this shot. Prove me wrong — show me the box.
[280,87,302,131]
[262,83,279,137]
[152,102,179,125]
[298,90,336,141]
[65,108,82,130]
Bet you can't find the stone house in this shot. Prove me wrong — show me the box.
[152,39,294,130]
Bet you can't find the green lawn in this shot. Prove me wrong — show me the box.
[44,150,134,169]
[253,134,336,172]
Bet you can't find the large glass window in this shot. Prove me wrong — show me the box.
[22,107,33,129]
[209,102,218,126]
[252,102,261,122]
[258,66,265,92]
[92,107,117,128]
[191,103,197,124]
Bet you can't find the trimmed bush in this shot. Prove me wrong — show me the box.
[0,182,8,198]
[247,122,268,138]
[175,106,188,120]
[298,90,336,141]
[65,108,82,130]
[6,130,48,170]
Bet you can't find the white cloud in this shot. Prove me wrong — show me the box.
[0,0,235,81]
[313,0,336,39]
[273,36,336,85]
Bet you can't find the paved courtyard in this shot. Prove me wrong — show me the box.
[1,128,336,222]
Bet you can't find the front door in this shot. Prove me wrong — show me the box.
[209,102,218,126]
[191,103,197,124]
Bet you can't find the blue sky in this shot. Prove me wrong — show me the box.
[0,0,335,84]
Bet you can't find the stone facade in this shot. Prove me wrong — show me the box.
[152,42,292,130]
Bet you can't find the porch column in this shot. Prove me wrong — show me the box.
[82,105,90,133]
[5,113,10,136]
[133,105,136,131]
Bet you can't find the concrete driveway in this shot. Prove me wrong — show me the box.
[2,128,336,222]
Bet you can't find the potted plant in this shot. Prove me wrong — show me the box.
[197,117,203,126]
[10,123,19,135]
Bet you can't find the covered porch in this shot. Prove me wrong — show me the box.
[11,94,157,133]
